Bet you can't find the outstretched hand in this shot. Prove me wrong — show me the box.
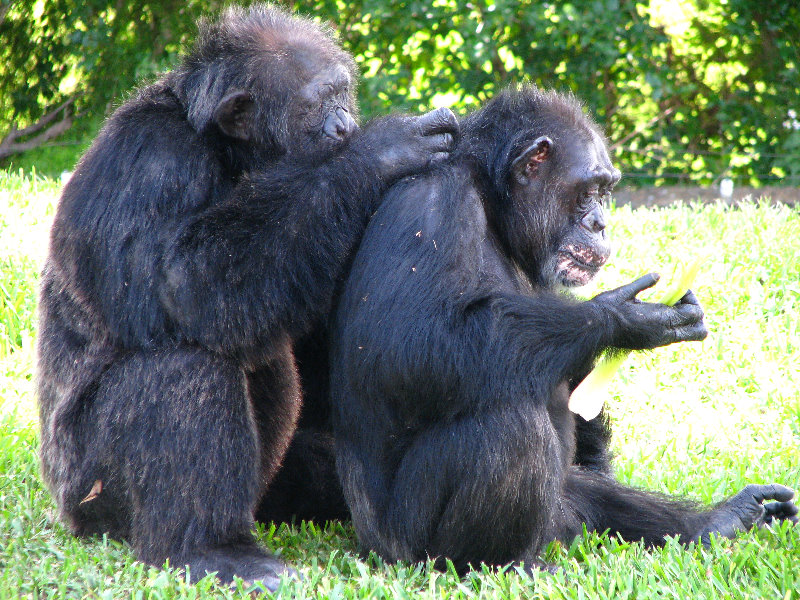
[591,273,708,350]
[694,483,798,545]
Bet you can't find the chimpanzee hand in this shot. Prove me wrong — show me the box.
[361,107,459,184]
[590,273,708,350]
[694,483,798,545]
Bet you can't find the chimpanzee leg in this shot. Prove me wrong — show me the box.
[562,468,704,545]
[246,343,303,501]
[64,348,288,586]
[341,395,798,572]
[338,401,566,573]
[563,469,797,546]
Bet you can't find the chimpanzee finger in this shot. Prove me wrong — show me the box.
[676,289,700,306]
[417,107,459,136]
[427,152,449,165]
[617,273,661,300]
[591,273,660,306]
[672,300,704,326]
[671,321,709,343]
[741,483,795,504]
[423,133,455,153]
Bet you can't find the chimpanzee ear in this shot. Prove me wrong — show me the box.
[213,91,256,141]
[510,136,553,185]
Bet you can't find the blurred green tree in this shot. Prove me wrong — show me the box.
[0,0,216,162]
[2,0,798,185]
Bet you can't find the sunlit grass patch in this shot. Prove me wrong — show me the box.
[1,170,798,599]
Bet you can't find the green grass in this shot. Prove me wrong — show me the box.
[1,168,798,599]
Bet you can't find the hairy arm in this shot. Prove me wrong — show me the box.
[159,148,382,359]
[159,108,458,359]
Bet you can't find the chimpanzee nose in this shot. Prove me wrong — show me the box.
[336,107,357,137]
[324,107,357,141]
[581,204,607,233]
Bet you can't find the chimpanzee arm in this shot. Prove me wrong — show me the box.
[489,292,610,399]
[488,278,706,402]
[159,152,381,359]
[48,94,223,350]
[159,111,457,359]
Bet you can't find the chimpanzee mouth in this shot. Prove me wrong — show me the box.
[565,244,608,270]
[555,249,605,287]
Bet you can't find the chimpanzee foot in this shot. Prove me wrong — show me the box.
[513,554,561,576]
[526,560,561,576]
[695,483,797,545]
[183,544,297,591]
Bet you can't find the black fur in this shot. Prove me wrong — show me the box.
[254,328,350,524]
[37,4,457,586]
[329,85,797,573]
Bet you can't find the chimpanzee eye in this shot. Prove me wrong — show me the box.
[577,193,592,211]
[582,184,600,201]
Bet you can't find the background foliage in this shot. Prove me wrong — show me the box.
[1,0,799,185]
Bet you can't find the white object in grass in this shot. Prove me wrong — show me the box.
[568,257,704,421]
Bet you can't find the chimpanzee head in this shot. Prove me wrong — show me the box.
[464,86,620,289]
[172,4,359,170]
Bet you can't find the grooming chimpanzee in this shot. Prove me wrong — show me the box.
[330,85,798,572]
[37,4,457,589]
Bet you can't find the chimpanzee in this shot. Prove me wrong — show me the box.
[37,4,457,589]
[329,85,798,572]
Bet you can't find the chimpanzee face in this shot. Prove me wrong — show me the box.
[508,129,620,289]
[289,61,358,157]
[208,47,358,164]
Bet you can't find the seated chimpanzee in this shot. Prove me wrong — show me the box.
[329,85,798,572]
[37,4,457,589]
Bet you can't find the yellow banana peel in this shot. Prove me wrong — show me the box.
[567,257,704,421]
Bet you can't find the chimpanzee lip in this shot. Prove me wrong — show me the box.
[556,255,597,288]
[563,250,604,271]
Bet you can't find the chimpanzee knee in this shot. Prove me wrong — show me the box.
[64,348,261,568]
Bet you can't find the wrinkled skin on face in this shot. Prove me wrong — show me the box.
[301,66,357,137]
[289,60,359,156]
[519,133,619,289]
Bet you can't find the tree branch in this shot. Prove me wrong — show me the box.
[8,96,77,140]
[610,106,675,151]
[0,97,81,160]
